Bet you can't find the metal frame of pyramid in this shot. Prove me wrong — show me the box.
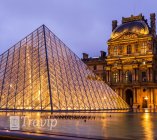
[0,25,129,111]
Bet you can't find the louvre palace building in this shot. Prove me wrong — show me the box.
[82,13,157,109]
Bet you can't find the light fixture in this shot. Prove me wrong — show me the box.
[143,61,146,65]
[144,96,148,100]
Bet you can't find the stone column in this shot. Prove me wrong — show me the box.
[134,69,136,82]
[154,89,156,109]
[150,69,153,82]
[118,89,121,96]
[133,88,139,109]
[121,89,125,100]
[120,88,122,98]
[133,88,136,104]
[108,70,110,83]
[132,69,135,82]
[106,70,108,82]
[148,68,150,82]
[136,69,139,82]
[119,70,120,82]
[149,88,155,108]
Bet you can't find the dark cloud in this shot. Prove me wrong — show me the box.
[0,0,157,57]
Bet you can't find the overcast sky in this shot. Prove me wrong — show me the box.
[0,0,157,57]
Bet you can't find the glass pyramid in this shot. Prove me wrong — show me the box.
[0,25,129,111]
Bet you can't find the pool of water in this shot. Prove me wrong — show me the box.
[0,111,157,139]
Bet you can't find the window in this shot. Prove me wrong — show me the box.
[142,71,147,82]
[119,46,123,54]
[141,42,147,54]
[113,72,118,83]
[125,71,132,83]
[127,45,132,54]
[113,46,118,55]
[93,65,97,70]
[135,44,138,53]
[102,74,105,81]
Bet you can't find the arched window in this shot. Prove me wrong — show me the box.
[125,71,132,83]
[113,46,118,55]
[127,45,132,54]
[142,71,147,82]
[113,71,118,83]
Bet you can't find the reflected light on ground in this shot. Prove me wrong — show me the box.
[142,113,154,140]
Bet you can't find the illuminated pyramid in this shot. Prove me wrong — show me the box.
[0,25,128,111]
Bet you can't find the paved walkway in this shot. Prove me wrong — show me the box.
[0,130,102,140]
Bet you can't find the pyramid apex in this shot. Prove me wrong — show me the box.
[42,24,46,27]
[42,24,49,29]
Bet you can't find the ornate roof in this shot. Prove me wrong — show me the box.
[111,20,149,39]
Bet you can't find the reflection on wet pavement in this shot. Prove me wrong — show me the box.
[0,111,156,139]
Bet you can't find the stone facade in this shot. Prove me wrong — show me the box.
[82,51,106,81]
[83,13,157,109]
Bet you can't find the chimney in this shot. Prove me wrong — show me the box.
[100,51,106,58]
[83,53,88,59]
[150,13,156,37]
[112,20,118,31]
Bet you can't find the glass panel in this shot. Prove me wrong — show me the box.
[0,25,129,111]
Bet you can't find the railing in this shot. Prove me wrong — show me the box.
[108,80,157,86]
